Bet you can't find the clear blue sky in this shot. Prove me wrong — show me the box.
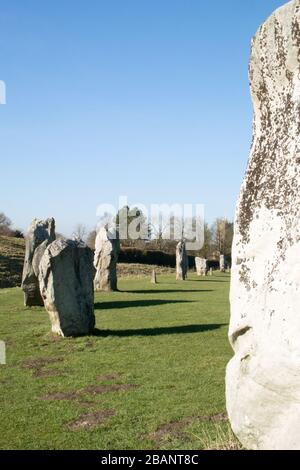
[0,0,286,236]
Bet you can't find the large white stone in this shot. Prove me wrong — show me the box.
[195,257,208,276]
[151,269,157,285]
[39,238,95,337]
[219,255,225,273]
[226,0,300,450]
[94,227,119,291]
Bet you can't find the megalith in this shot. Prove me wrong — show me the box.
[219,254,225,273]
[21,218,56,306]
[39,238,95,337]
[195,257,201,276]
[151,269,157,285]
[94,227,119,292]
[195,257,208,276]
[176,240,188,281]
[226,0,300,450]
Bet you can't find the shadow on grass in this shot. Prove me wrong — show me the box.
[121,289,214,294]
[93,323,226,337]
[187,279,230,283]
[94,299,195,310]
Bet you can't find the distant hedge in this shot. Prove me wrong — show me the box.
[119,248,220,269]
[119,248,176,267]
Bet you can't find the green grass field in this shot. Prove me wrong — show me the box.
[0,273,237,450]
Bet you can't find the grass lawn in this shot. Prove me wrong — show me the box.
[0,273,236,450]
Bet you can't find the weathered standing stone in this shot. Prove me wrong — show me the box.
[195,257,201,276]
[176,241,188,281]
[226,0,300,450]
[151,269,157,284]
[39,238,95,337]
[94,227,119,292]
[219,254,225,273]
[195,257,208,276]
[21,218,56,306]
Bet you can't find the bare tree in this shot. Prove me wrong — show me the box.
[149,217,171,251]
[117,206,150,247]
[194,223,213,259]
[97,212,115,231]
[212,218,234,258]
[0,212,12,235]
[215,218,226,255]
[73,223,87,242]
[0,212,11,227]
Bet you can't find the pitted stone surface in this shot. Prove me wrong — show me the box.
[226,0,300,450]
[195,258,208,276]
[39,238,95,337]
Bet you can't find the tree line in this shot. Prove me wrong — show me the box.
[0,212,24,238]
[1,208,234,262]
[84,206,234,262]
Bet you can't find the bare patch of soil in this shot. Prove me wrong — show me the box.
[39,378,137,403]
[66,410,115,431]
[22,357,64,369]
[33,368,65,378]
[207,412,227,423]
[22,356,65,377]
[148,413,228,446]
[96,373,122,382]
[85,383,138,395]
[44,334,63,344]
[148,418,194,444]
[40,390,97,407]
[40,391,79,401]
[85,339,97,349]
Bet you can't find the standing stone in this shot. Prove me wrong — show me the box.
[203,259,208,276]
[195,257,208,276]
[151,269,157,284]
[209,268,213,276]
[219,254,225,273]
[176,240,188,281]
[39,238,95,337]
[195,257,201,276]
[226,0,300,450]
[21,218,56,307]
[94,227,119,292]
